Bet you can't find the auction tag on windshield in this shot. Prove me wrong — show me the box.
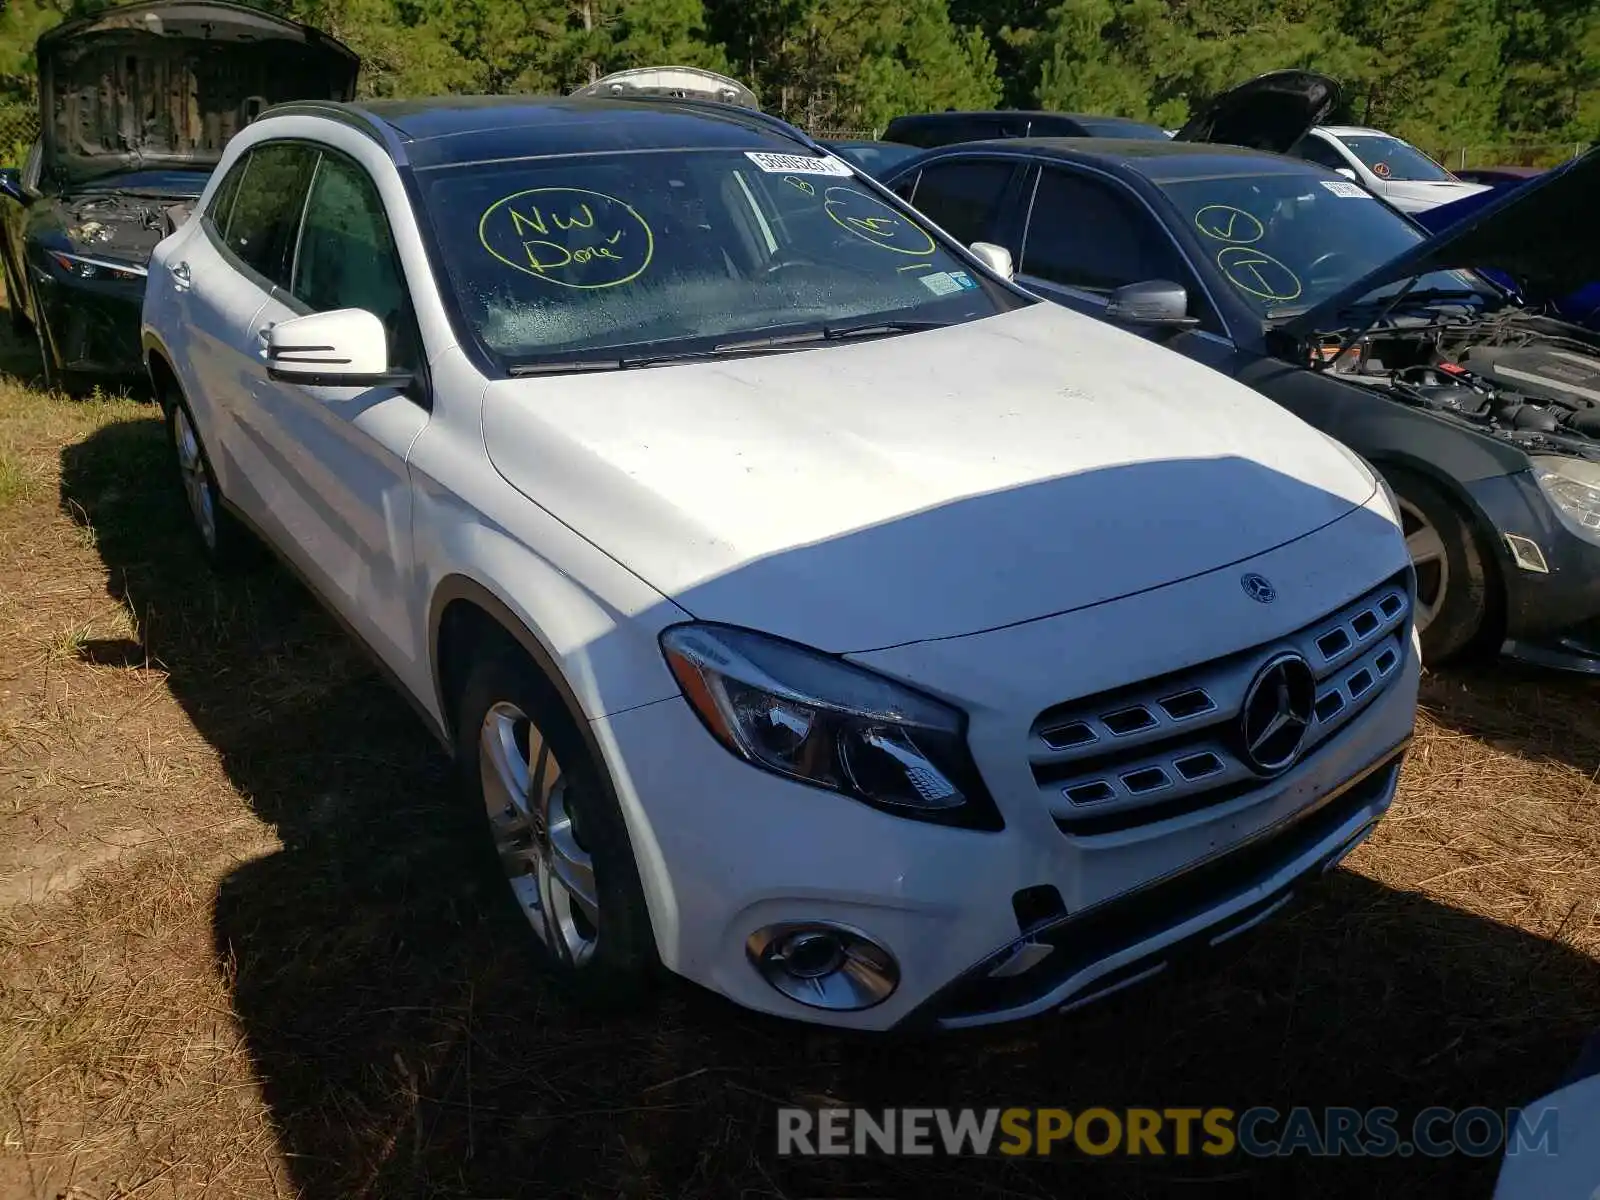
[920,271,964,296]
[1320,180,1372,198]
[744,151,854,176]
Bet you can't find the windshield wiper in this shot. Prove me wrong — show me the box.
[506,319,953,376]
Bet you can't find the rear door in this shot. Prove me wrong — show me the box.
[166,142,318,503]
[1016,164,1236,372]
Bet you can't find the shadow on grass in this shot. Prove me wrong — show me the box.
[59,415,1600,1200]
[1421,664,1600,777]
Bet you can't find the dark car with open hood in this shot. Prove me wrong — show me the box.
[0,0,358,393]
[883,69,1600,672]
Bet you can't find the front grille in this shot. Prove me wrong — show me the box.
[1030,572,1411,836]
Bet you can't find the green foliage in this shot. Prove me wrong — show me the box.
[0,0,1592,150]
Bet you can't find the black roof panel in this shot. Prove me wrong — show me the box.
[325,95,812,167]
[925,136,1327,179]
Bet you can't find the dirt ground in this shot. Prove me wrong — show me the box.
[0,301,1597,1200]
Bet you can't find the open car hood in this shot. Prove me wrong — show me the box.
[1283,145,1600,339]
[37,1,358,188]
[1173,69,1341,154]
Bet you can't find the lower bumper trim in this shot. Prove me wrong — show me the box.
[896,740,1409,1031]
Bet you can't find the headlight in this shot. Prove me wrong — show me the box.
[660,623,1002,829]
[1531,455,1600,543]
[48,250,147,282]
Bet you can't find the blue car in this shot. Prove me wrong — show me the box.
[1413,168,1600,331]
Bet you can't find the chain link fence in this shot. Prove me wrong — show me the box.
[806,127,879,142]
[0,105,40,168]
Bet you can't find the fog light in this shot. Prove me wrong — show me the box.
[747,922,900,1011]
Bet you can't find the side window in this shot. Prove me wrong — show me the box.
[1291,136,1350,172]
[910,160,1014,245]
[291,154,416,369]
[893,170,919,203]
[223,143,319,288]
[203,154,247,237]
[1021,168,1186,295]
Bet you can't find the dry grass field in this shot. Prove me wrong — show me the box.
[0,290,1597,1199]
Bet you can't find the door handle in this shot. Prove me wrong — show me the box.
[170,260,191,288]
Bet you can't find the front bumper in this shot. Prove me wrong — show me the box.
[28,258,148,379]
[592,499,1420,1031]
[1463,471,1600,672]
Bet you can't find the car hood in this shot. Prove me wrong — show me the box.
[37,1,358,188]
[1284,145,1600,337]
[480,304,1378,653]
[1173,69,1341,154]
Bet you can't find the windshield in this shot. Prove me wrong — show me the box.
[68,168,210,197]
[1157,171,1496,318]
[1333,135,1457,183]
[416,148,1014,370]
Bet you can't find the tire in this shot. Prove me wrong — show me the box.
[166,393,247,569]
[455,650,658,1008]
[1385,465,1496,664]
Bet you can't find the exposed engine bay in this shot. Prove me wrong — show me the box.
[1310,312,1600,459]
[65,191,193,262]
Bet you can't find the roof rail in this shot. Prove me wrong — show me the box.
[251,100,400,153]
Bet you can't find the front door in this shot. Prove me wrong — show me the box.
[1015,165,1238,374]
[242,148,429,680]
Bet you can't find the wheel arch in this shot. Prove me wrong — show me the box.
[429,573,603,757]
[1366,450,1510,648]
[428,572,681,962]
[143,334,181,412]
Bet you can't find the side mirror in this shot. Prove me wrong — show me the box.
[265,308,412,388]
[0,167,29,206]
[1335,167,1359,183]
[1105,279,1201,329]
[968,241,1014,281]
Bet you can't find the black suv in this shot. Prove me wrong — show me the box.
[882,110,1171,149]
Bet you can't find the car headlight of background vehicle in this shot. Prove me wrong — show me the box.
[1531,455,1600,543]
[47,250,147,283]
[660,623,1002,830]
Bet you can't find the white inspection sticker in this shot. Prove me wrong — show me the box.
[744,151,854,176]
[919,271,964,296]
[1320,180,1372,198]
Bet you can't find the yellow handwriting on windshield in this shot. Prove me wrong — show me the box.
[784,175,817,196]
[1216,245,1302,302]
[478,187,653,288]
[823,187,935,256]
[1194,205,1265,244]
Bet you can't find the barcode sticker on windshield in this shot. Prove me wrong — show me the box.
[1320,180,1372,198]
[744,151,854,177]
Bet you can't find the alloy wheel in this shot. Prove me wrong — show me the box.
[173,407,217,551]
[478,700,600,964]
[1398,494,1448,635]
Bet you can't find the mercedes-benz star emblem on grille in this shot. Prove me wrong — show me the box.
[1238,653,1316,775]
[1241,573,1276,604]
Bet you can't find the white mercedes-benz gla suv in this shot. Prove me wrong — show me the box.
[140,91,1420,1031]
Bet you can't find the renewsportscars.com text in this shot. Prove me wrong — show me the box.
[777,1105,1559,1159]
